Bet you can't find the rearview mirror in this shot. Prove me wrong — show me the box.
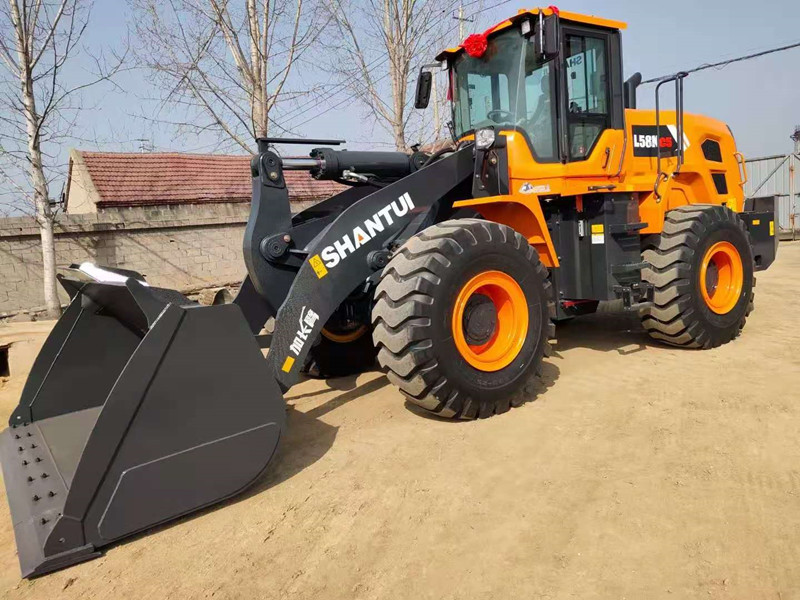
[415,70,433,109]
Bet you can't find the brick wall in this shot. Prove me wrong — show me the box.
[0,201,315,316]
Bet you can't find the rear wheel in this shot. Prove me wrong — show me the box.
[372,219,555,419]
[639,204,755,348]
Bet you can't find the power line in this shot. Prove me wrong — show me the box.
[286,0,510,130]
[276,56,386,125]
[642,40,800,84]
[278,0,469,129]
[283,0,493,129]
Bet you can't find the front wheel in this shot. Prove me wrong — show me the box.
[372,219,555,419]
[304,287,377,378]
[639,204,755,348]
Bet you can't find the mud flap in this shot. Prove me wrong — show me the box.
[0,271,285,577]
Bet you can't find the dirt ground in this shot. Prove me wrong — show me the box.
[1,244,799,600]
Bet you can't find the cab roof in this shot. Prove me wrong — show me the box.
[435,7,627,62]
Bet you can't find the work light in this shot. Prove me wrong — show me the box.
[475,128,495,149]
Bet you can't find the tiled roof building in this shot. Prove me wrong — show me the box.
[65,150,343,213]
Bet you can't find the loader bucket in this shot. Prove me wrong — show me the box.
[0,269,285,577]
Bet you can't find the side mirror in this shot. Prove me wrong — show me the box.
[534,14,559,60]
[414,70,433,109]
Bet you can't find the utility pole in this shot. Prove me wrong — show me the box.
[453,1,474,41]
[791,126,800,239]
[134,138,154,153]
[442,1,474,144]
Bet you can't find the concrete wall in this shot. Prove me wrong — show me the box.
[0,201,314,316]
[65,149,100,214]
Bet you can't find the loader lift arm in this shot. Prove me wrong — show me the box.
[235,141,475,389]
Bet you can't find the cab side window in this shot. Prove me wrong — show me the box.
[522,54,557,162]
[564,33,610,160]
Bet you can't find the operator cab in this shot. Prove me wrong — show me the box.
[420,8,626,164]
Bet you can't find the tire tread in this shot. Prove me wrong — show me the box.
[639,204,755,349]
[372,219,555,419]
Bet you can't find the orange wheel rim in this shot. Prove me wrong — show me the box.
[452,271,528,372]
[700,241,743,314]
[321,325,368,344]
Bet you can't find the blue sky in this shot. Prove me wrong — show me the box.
[32,0,800,162]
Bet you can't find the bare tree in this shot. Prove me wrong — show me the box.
[131,0,325,152]
[0,0,125,318]
[322,0,455,152]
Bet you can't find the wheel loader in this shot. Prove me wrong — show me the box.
[0,7,778,577]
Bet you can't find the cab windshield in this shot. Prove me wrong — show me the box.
[452,27,558,161]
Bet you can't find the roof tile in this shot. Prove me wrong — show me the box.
[74,151,344,209]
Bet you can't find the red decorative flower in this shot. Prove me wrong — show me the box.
[463,33,488,58]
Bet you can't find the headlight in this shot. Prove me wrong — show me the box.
[475,128,495,150]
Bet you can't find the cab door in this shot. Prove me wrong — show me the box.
[559,25,625,176]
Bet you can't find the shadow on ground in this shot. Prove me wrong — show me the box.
[285,372,386,403]
[554,307,656,356]
[403,305,660,422]
[111,374,388,553]
[5,307,661,566]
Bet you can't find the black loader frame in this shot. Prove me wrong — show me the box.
[242,139,474,389]
[0,138,475,577]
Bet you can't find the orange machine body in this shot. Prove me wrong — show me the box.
[454,112,746,267]
[447,9,749,269]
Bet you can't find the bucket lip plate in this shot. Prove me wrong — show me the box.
[0,424,73,578]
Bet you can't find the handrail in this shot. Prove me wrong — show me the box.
[735,152,748,187]
[654,71,689,201]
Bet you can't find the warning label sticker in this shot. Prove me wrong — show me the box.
[309,254,328,279]
[591,223,604,245]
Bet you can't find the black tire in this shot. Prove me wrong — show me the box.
[303,287,377,378]
[371,219,555,419]
[639,204,755,348]
[304,328,377,378]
